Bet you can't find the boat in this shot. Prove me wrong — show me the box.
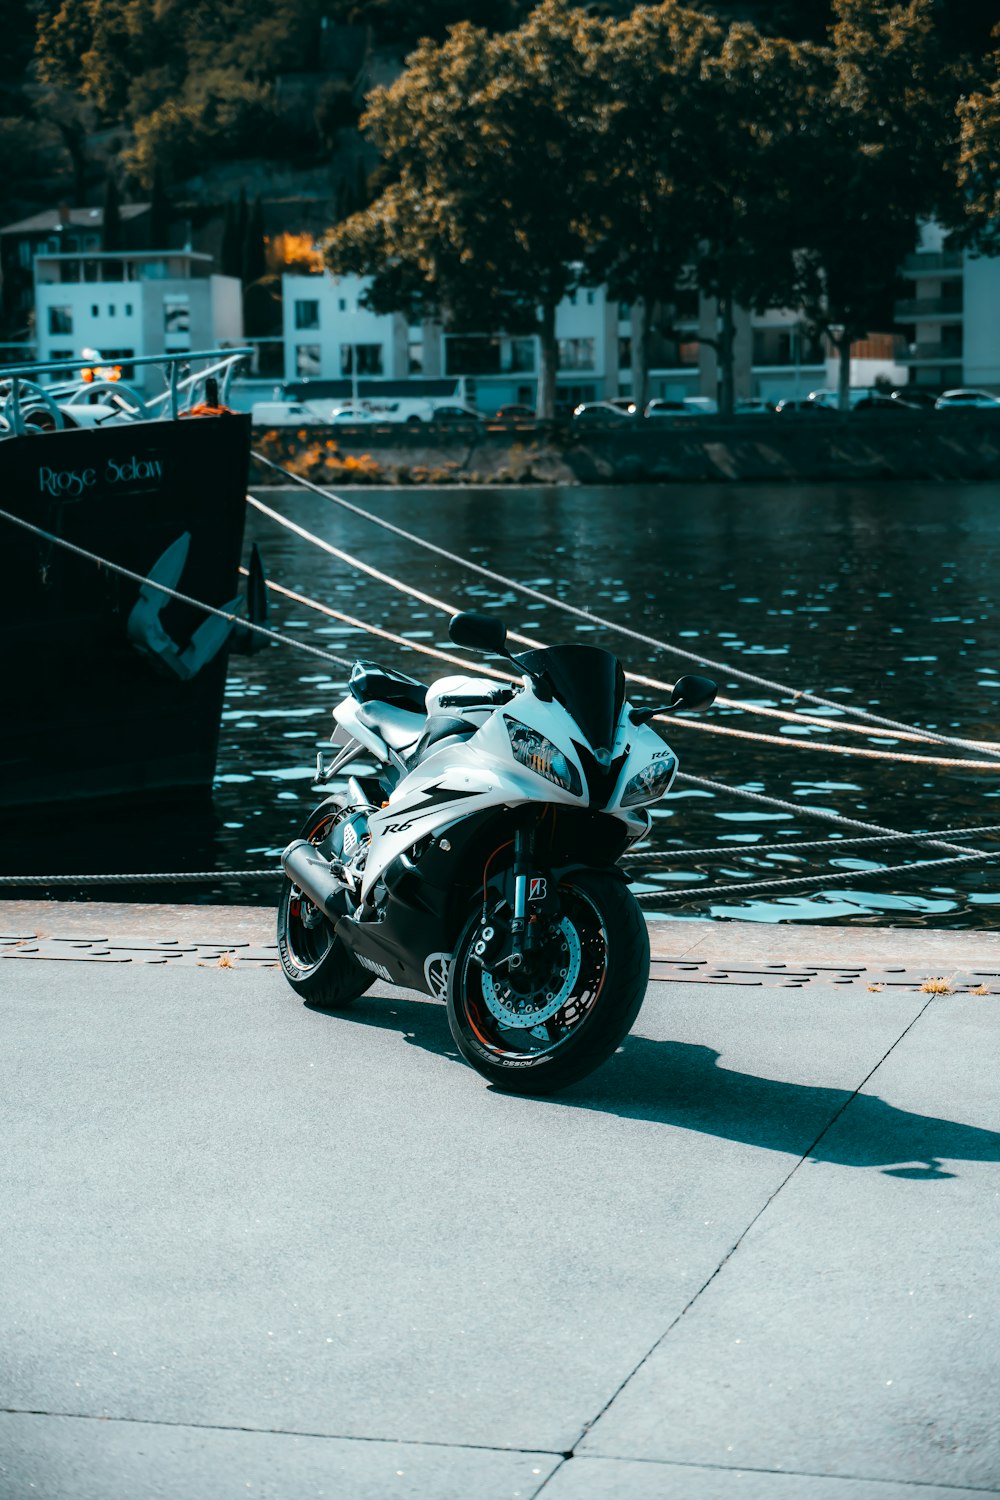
[0,348,263,811]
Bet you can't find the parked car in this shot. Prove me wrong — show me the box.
[494,403,536,421]
[734,398,775,415]
[889,389,939,410]
[573,401,634,424]
[428,403,484,424]
[933,388,1000,410]
[644,396,715,417]
[607,397,638,414]
[775,397,836,415]
[326,406,381,423]
[251,400,326,426]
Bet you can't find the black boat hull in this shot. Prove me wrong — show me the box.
[0,412,251,810]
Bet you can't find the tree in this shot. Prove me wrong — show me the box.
[679,21,827,416]
[102,171,122,250]
[584,2,724,412]
[955,48,1000,247]
[148,165,171,248]
[242,194,267,286]
[326,1,605,417]
[795,0,965,409]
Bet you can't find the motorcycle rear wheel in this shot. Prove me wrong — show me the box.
[277,798,375,1008]
[446,868,649,1095]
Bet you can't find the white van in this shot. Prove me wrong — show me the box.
[251,400,326,427]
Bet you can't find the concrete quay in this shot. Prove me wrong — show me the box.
[1,903,998,1499]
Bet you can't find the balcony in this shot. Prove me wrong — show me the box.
[900,251,963,276]
[894,297,964,320]
[898,342,963,364]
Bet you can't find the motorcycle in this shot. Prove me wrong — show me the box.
[278,611,716,1094]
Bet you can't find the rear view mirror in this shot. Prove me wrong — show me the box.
[448,611,508,656]
[670,674,717,712]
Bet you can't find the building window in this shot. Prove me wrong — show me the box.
[586,289,595,306]
[408,340,424,375]
[507,338,536,373]
[108,304,116,317]
[618,302,631,320]
[17,242,33,269]
[91,304,99,317]
[618,337,631,370]
[125,303,133,317]
[296,344,322,377]
[294,299,320,330]
[48,306,73,335]
[446,335,501,375]
[557,337,595,371]
[163,297,190,335]
[49,349,73,360]
[339,343,383,376]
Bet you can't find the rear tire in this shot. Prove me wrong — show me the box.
[277,799,375,1009]
[446,869,648,1094]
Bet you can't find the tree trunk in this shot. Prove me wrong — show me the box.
[536,301,558,421]
[717,287,735,419]
[630,296,650,414]
[836,332,851,413]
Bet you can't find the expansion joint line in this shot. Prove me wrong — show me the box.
[248,453,1000,761]
[566,992,941,1458]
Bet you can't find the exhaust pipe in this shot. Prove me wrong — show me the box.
[281,839,349,924]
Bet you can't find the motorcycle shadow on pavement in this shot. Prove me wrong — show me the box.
[305,989,1000,1181]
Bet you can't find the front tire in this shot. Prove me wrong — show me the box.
[277,799,375,1009]
[446,869,649,1094]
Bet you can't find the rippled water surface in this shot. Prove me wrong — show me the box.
[201,480,1000,928]
[13,480,1000,926]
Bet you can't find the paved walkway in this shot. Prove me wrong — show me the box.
[1,904,998,1498]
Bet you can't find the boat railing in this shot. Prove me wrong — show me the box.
[0,347,253,437]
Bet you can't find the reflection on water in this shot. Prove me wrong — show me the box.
[14,481,1000,926]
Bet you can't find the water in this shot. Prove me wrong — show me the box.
[18,481,1000,926]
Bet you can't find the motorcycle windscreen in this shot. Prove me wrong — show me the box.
[514,644,625,754]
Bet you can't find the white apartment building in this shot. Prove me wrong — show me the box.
[894,221,1000,393]
[283,270,840,410]
[34,250,243,391]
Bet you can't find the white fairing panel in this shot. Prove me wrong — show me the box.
[341,672,679,901]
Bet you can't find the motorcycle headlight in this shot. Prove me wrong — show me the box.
[620,754,677,807]
[504,718,582,795]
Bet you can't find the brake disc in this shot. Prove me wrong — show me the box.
[481,918,582,1030]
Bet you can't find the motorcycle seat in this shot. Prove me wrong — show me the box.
[349,660,428,713]
[356,701,426,754]
[405,713,476,767]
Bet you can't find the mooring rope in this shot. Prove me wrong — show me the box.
[249,453,1000,761]
[246,498,995,774]
[649,714,1000,772]
[633,846,1000,904]
[674,773,983,859]
[0,870,279,886]
[625,824,1000,861]
[0,506,353,669]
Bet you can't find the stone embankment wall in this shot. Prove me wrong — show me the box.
[252,413,1000,486]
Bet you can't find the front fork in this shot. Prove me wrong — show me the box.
[488,819,558,976]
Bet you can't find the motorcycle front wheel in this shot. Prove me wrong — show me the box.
[446,868,649,1095]
[277,798,375,1009]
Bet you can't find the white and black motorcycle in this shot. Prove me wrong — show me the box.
[278,612,715,1094]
